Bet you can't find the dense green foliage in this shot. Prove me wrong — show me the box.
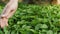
[0,4,60,34]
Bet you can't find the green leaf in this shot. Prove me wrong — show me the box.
[47,30,53,34]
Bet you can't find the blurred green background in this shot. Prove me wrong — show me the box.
[0,0,60,34]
